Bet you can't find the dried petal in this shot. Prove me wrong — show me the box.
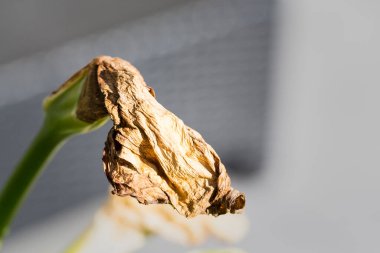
[80,56,245,217]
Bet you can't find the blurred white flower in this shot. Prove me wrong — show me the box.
[68,193,249,252]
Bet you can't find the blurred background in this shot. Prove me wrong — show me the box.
[0,0,379,252]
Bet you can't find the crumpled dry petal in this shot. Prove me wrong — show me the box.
[78,56,245,217]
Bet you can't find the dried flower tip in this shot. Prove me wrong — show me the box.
[76,56,246,217]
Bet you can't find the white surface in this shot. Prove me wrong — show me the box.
[263,0,380,252]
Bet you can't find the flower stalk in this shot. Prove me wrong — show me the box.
[0,66,108,246]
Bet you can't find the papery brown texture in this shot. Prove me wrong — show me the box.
[81,56,245,217]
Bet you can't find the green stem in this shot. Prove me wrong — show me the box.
[0,62,107,248]
[0,120,72,243]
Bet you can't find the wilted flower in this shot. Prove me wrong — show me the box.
[78,56,245,217]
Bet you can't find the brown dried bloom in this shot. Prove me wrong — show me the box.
[77,56,245,217]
